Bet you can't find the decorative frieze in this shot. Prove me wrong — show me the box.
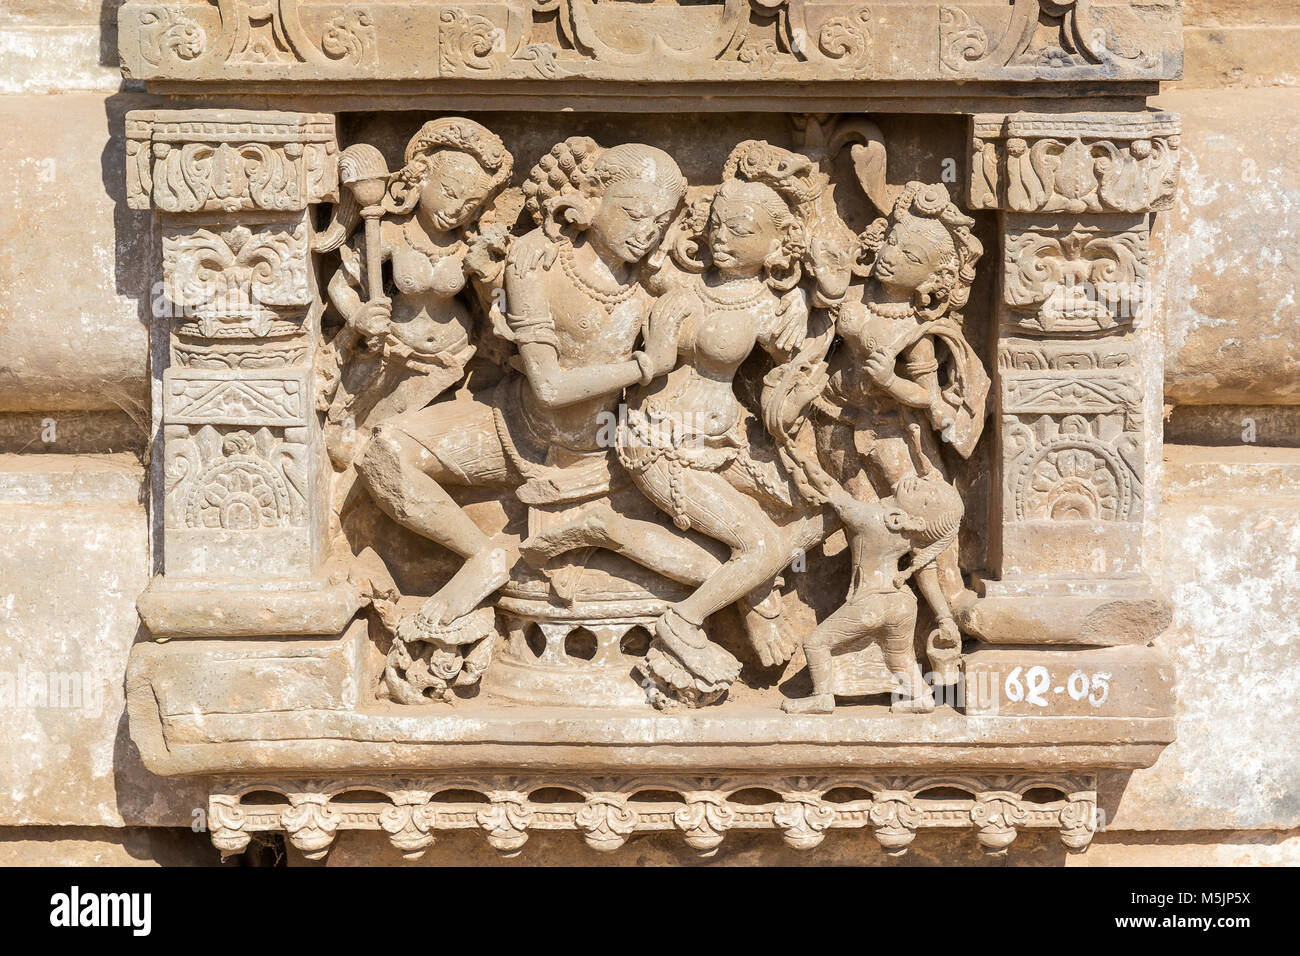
[126,111,338,212]
[118,1,1183,84]
[1002,215,1149,335]
[206,774,1101,859]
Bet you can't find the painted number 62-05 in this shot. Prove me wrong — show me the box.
[1003,666,1111,708]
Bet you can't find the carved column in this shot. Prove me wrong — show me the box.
[128,110,358,638]
[961,111,1179,646]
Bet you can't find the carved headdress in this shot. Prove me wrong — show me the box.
[386,117,513,215]
[670,140,814,291]
[523,136,686,239]
[314,117,513,252]
[864,180,984,320]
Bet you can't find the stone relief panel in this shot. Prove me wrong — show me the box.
[1002,216,1149,335]
[123,102,1179,859]
[969,112,1180,215]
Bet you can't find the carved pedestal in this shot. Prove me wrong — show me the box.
[119,0,1184,860]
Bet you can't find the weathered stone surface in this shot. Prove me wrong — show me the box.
[1179,0,1300,89]
[0,93,153,412]
[0,826,223,867]
[0,454,205,827]
[1156,87,1300,405]
[11,1,1300,869]
[1102,445,1300,831]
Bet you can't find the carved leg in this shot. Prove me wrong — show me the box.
[882,618,935,714]
[519,501,722,585]
[640,464,792,627]
[782,599,859,714]
[358,413,516,623]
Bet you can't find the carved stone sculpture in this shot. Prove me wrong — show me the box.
[118,2,1184,860]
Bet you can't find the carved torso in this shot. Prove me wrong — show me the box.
[506,230,652,454]
[636,276,782,440]
[379,218,472,358]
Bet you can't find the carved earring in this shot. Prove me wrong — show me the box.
[544,195,595,238]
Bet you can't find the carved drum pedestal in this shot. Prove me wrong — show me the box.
[119,0,1183,861]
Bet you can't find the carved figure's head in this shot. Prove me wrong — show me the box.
[864,181,983,319]
[388,118,513,231]
[689,139,819,290]
[891,470,964,543]
[706,178,805,287]
[525,138,686,263]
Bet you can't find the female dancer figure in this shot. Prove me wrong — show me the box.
[315,118,514,470]
[355,137,686,702]
[612,141,816,704]
[813,182,986,612]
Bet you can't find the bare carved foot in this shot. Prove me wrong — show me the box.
[891,689,936,714]
[782,693,835,714]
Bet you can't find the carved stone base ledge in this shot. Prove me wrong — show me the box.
[208,774,1100,861]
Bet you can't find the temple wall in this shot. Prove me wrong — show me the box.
[0,0,1295,865]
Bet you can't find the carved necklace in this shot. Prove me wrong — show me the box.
[558,239,640,306]
[402,217,464,262]
[699,275,767,309]
[865,298,915,319]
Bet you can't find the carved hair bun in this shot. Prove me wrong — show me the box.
[912,183,950,218]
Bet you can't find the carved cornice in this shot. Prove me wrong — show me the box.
[969,111,1181,214]
[117,1,1182,85]
[126,110,338,212]
[207,774,1100,859]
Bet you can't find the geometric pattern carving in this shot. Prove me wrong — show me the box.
[207,774,1100,860]
[165,370,311,427]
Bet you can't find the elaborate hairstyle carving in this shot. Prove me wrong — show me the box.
[386,117,513,215]
[670,140,813,291]
[523,137,686,238]
[313,118,512,254]
[862,180,984,320]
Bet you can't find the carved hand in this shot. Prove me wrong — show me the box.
[931,618,961,650]
[772,289,809,355]
[644,298,694,376]
[349,296,392,343]
[865,349,897,387]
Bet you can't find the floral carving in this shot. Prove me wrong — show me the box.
[674,795,735,854]
[202,775,1099,859]
[1003,219,1148,333]
[281,794,342,860]
[971,792,1031,854]
[440,9,505,74]
[939,6,988,73]
[817,8,872,72]
[576,796,638,851]
[477,792,534,854]
[138,6,207,65]
[322,10,377,65]
[868,792,922,855]
[774,794,836,850]
[163,222,310,336]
